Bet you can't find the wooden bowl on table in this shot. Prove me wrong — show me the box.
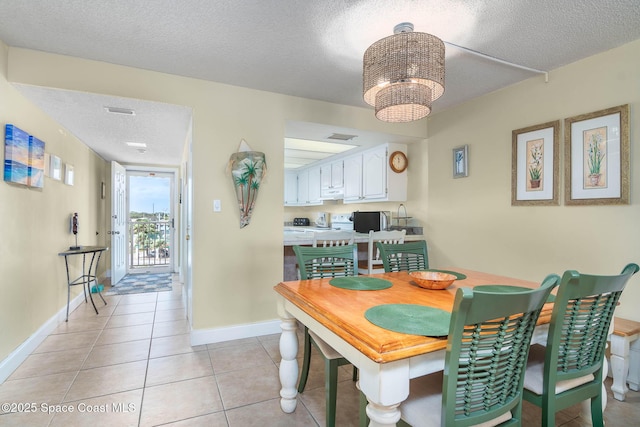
[409,271,456,290]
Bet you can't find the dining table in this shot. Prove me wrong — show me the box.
[274,268,557,426]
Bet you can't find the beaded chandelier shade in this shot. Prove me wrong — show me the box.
[363,23,445,123]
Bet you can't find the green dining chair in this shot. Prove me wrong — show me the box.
[522,263,639,427]
[293,244,358,427]
[377,240,429,273]
[389,274,559,426]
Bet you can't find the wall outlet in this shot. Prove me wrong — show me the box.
[213,199,221,212]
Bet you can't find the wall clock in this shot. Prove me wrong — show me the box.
[389,151,408,173]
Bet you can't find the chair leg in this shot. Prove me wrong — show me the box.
[590,395,605,427]
[297,327,312,393]
[325,358,339,427]
[359,390,369,427]
[541,400,556,427]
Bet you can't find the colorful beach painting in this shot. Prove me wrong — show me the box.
[4,124,46,188]
[28,135,45,188]
[4,124,30,185]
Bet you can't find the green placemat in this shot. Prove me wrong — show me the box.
[474,284,556,303]
[329,277,392,291]
[421,269,467,280]
[365,304,451,336]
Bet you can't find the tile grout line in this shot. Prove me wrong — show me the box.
[137,291,158,427]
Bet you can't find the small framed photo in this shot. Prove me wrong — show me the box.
[64,163,74,186]
[511,121,560,206]
[452,145,468,178]
[50,155,62,180]
[565,104,629,205]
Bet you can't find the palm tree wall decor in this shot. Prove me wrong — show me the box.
[228,142,266,228]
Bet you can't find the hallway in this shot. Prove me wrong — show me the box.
[0,277,638,426]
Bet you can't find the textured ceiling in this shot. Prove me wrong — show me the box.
[1,0,639,166]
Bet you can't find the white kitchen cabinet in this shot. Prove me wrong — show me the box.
[343,143,407,204]
[294,166,322,206]
[308,166,322,203]
[296,169,308,205]
[285,143,406,205]
[320,160,344,199]
[362,145,388,200]
[343,154,362,202]
[284,171,298,205]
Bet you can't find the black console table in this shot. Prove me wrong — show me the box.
[58,246,108,321]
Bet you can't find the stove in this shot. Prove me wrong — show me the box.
[330,214,353,231]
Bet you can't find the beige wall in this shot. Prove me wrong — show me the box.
[421,39,640,320]
[5,47,426,334]
[0,41,107,361]
[3,35,639,367]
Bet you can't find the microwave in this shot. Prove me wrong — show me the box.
[352,211,388,233]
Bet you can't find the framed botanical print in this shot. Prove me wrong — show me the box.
[511,121,560,206]
[564,104,629,205]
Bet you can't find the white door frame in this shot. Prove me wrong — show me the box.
[111,161,127,285]
[125,165,179,274]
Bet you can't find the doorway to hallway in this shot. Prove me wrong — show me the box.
[127,169,176,275]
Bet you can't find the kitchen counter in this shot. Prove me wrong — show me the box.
[282,227,425,281]
[283,226,424,246]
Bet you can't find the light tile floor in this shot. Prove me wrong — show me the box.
[0,276,638,426]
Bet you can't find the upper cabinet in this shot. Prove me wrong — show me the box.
[343,143,407,204]
[297,166,322,206]
[284,142,407,206]
[362,145,387,200]
[284,171,298,206]
[308,166,322,204]
[343,154,363,202]
[320,159,344,199]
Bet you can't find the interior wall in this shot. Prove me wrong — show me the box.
[5,47,427,332]
[0,41,107,362]
[420,39,640,320]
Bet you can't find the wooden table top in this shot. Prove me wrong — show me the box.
[274,268,553,363]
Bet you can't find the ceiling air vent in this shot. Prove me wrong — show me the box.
[104,106,136,116]
[327,133,357,141]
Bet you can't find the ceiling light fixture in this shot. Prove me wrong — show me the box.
[104,106,135,115]
[363,22,445,123]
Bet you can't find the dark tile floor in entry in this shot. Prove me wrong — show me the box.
[0,276,638,426]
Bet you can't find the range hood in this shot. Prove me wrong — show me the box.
[320,187,344,200]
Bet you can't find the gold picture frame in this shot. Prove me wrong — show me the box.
[511,120,560,206]
[565,104,629,205]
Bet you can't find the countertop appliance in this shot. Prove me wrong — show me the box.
[316,212,329,228]
[292,217,310,226]
[352,211,388,233]
[330,214,354,231]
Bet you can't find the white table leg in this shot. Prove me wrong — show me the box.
[627,338,640,391]
[278,316,299,413]
[358,359,411,426]
[365,401,401,427]
[609,333,631,401]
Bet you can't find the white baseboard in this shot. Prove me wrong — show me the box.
[2,301,283,381]
[0,292,87,383]
[190,319,282,346]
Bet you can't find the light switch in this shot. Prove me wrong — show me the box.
[213,199,221,212]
